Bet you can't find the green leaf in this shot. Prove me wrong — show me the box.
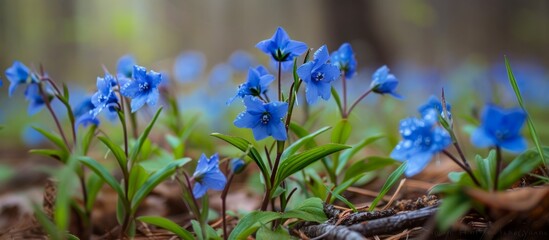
[211,133,269,185]
[80,124,97,155]
[324,184,356,211]
[498,147,548,190]
[429,183,461,195]
[98,136,127,173]
[191,220,204,240]
[29,149,68,163]
[86,172,104,211]
[474,150,496,190]
[337,134,385,175]
[331,86,343,115]
[78,156,124,198]
[281,126,331,161]
[33,204,63,239]
[228,211,279,240]
[257,226,291,239]
[55,157,79,233]
[331,119,351,144]
[128,164,149,200]
[137,216,194,240]
[343,156,396,182]
[289,122,318,149]
[505,56,546,167]
[229,197,326,240]
[369,162,406,211]
[275,144,350,188]
[282,197,327,223]
[32,126,69,152]
[436,193,471,231]
[129,107,162,162]
[330,174,365,203]
[131,158,191,212]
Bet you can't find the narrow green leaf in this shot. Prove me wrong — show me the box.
[129,107,162,162]
[343,156,396,182]
[324,184,356,211]
[229,197,325,240]
[33,204,63,239]
[32,126,69,152]
[369,163,406,211]
[429,183,461,195]
[331,119,351,144]
[330,173,366,203]
[128,164,149,200]
[275,144,350,187]
[282,197,327,223]
[211,133,269,185]
[436,193,471,231]
[191,220,204,240]
[281,126,331,161]
[131,158,191,212]
[78,156,124,198]
[256,226,291,239]
[29,149,68,163]
[228,211,279,240]
[474,150,496,190]
[289,122,318,149]
[86,172,104,211]
[98,136,127,172]
[331,86,343,115]
[137,216,194,240]
[80,124,97,155]
[498,147,548,190]
[505,56,546,167]
[337,134,385,175]
[55,157,79,233]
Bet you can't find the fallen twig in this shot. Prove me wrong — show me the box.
[347,206,438,237]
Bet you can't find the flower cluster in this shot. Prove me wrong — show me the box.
[192,153,227,198]
[391,98,452,177]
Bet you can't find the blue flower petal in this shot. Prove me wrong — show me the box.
[499,136,527,153]
[130,95,147,113]
[405,152,434,177]
[471,128,495,148]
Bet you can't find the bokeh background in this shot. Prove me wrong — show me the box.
[1,0,548,182]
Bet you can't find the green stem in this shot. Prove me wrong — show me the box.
[495,146,502,191]
[443,150,481,187]
[341,72,348,118]
[221,173,235,240]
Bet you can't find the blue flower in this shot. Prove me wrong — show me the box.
[5,61,31,97]
[120,65,162,112]
[209,63,233,85]
[390,110,452,177]
[76,112,100,128]
[117,55,136,78]
[256,27,308,71]
[73,96,95,118]
[230,158,246,174]
[330,43,357,79]
[297,45,340,104]
[91,74,119,116]
[229,50,255,72]
[24,83,47,115]
[370,65,401,99]
[192,153,227,198]
[227,66,274,104]
[418,95,451,117]
[234,96,288,141]
[174,51,206,82]
[471,104,527,152]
